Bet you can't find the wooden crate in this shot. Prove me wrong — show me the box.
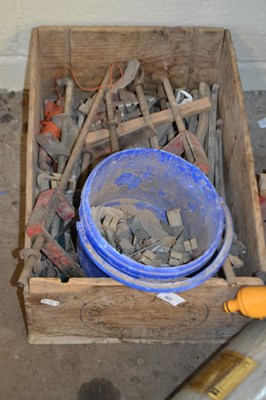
[24,26,266,345]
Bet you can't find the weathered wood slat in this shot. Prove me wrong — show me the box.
[85,97,211,148]
[188,27,225,89]
[26,28,42,225]
[27,277,262,345]
[70,26,193,89]
[217,30,266,273]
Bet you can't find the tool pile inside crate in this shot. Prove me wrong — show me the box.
[19,59,246,285]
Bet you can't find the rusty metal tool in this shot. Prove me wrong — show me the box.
[89,123,157,158]
[158,76,186,133]
[36,78,79,173]
[157,83,175,141]
[58,69,110,190]
[111,59,140,94]
[36,133,70,161]
[85,97,211,158]
[18,235,45,287]
[79,147,94,189]
[162,131,211,175]
[196,82,211,145]
[188,89,199,133]
[215,127,226,199]
[259,173,266,199]
[57,77,76,174]
[106,90,120,153]
[37,172,76,192]
[207,83,219,184]
[134,69,159,148]
[222,257,237,286]
[25,188,84,278]
[37,100,64,171]
[18,69,110,286]
[157,75,210,174]
[50,78,77,240]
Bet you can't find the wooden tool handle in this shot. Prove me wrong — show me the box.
[106,90,119,153]
[135,82,159,148]
[160,76,186,132]
[59,68,110,191]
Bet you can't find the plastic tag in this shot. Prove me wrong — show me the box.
[156,293,186,306]
[40,298,60,307]
[257,117,266,128]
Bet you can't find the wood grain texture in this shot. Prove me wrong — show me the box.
[38,27,69,93]
[24,26,266,344]
[85,97,211,148]
[187,27,224,89]
[26,28,42,228]
[38,26,193,92]
[38,26,224,94]
[26,277,262,345]
[217,30,266,273]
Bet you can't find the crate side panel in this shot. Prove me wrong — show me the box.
[26,277,257,344]
[218,30,266,273]
[38,27,71,95]
[69,26,193,89]
[188,27,224,89]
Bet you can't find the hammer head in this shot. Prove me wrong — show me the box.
[132,67,145,89]
[111,59,140,94]
[151,73,169,84]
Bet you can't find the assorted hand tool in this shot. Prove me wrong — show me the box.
[18,59,244,284]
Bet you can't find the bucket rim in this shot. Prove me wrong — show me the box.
[79,148,225,278]
[77,201,233,292]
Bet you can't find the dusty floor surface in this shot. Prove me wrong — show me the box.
[245,91,266,174]
[0,90,265,400]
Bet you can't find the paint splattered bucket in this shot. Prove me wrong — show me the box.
[77,149,233,292]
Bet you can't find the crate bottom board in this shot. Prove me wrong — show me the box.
[25,277,262,344]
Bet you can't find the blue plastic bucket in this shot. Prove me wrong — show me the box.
[77,149,233,292]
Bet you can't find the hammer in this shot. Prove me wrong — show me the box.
[133,68,159,148]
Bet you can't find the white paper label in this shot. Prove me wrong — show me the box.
[40,298,60,307]
[257,117,266,129]
[156,293,186,306]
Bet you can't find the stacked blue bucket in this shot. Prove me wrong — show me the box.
[77,149,233,292]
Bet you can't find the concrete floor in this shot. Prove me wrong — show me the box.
[0,90,265,400]
[245,91,266,174]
